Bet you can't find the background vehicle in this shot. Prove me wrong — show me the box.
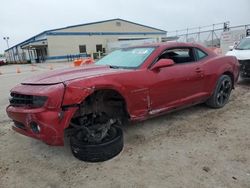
[226,36,250,78]
[6,42,239,162]
[0,56,7,66]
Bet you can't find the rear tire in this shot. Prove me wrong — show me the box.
[70,126,123,162]
[206,75,232,108]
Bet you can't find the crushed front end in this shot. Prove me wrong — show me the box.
[239,60,250,78]
[6,83,76,145]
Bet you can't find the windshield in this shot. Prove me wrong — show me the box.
[95,47,155,69]
[235,38,250,50]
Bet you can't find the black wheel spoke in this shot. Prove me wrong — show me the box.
[217,93,221,99]
[206,75,232,108]
[224,83,231,92]
[219,84,224,92]
[217,78,232,105]
[225,82,230,88]
[222,92,228,98]
[219,95,223,104]
[220,80,226,91]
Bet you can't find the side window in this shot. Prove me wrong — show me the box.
[158,48,195,64]
[195,48,208,60]
[96,44,103,52]
[79,45,86,53]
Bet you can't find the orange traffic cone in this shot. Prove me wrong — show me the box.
[16,67,21,73]
[49,64,53,70]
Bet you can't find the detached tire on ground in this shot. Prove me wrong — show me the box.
[206,75,232,108]
[70,126,123,162]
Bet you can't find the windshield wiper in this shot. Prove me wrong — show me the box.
[235,47,245,50]
[109,65,135,69]
[109,65,121,69]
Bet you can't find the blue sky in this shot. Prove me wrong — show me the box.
[1,0,249,53]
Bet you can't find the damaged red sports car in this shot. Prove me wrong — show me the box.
[6,42,239,162]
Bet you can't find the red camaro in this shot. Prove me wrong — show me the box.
[6,42,239,162]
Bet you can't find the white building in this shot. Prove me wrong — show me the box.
[5,18,166,63]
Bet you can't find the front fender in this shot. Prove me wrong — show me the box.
[61,78,132,113]
[61,74,151,121]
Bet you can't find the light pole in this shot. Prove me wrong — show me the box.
[3,37,10,62]
[3,37,10,49]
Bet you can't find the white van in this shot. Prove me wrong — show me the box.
[226,36,250,78]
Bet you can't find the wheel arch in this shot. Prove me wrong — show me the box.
[222,71,235,88]
[84,88,131,118]
[64,86,131,125]
[63,87,131,139]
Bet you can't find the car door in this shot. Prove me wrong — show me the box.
[192,47,210,96]
[148,47,206,115]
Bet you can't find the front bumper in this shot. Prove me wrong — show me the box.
[239,60,250,78]
[6,105,76,146]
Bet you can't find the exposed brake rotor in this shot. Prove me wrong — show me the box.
[70,112,119,143]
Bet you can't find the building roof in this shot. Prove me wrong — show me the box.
[5,18,166,51]
[52,18,166,33]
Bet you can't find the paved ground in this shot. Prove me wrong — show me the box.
[0,63,250,188]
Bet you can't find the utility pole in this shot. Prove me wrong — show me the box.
[212,24,214,47]
[3,37,10,49]
[3,37,10,62]
[186,28,189,42]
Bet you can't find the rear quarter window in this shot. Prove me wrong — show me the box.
[195,48,208,60]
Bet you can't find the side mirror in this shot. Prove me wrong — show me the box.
[151,59,174,71]
[229,45,234,51]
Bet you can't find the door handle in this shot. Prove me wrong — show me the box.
[195,68,202,73]
[195,67,204,78]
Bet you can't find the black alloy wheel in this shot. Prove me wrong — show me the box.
[206,75,232,108]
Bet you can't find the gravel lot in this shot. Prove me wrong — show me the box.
[0,63,250,188]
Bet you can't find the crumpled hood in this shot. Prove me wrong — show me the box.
[22,65,126,85]
[226,49,250,60]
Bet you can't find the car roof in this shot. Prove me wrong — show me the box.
[133,42,206,49]
[131,42,217,57]
[133,41,216,55]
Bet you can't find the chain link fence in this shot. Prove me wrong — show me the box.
[166,22,250,54]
